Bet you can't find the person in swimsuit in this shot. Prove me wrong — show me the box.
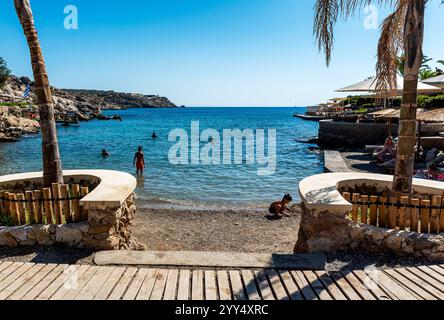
[151,132,158,139]
[268,194,295,219]
[133,146,145,176]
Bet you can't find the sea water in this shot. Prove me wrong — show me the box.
[0,107,322,209]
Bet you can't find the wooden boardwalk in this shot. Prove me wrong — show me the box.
[0,261,443,300]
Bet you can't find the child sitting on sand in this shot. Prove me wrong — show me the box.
[268,194,295,220]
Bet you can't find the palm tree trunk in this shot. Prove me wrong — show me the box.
[14,0,63,186]
[392,0,425,195]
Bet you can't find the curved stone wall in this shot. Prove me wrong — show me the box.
[295,173,444,261]
[0,170,143,250]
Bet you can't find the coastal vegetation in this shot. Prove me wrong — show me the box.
[14,0,63,186]
[314,0,429,195]
[0,58,10,89]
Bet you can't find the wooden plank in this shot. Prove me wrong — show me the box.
[360,195,369,224]
[406,267,444,298]
[337,271,375,300]
[107,267,137,300]
[315,271,347,300]
[21,264,68,300]
[430,196,442,234]
[0,263,46,300]
[416,266,444,284]
[94,267,127,300]
[191,270,204,300]
[352,193,360,222]
[278,271,303,301]
[33,190,43,224]
[42,188,54,224]
[216,270,232,301]
[420,199,431,234]
[176,270,191,300]
[52,266,99,300]
[378,196,388,228]
[135,268,158,300]
[388,197,398,229]
[4,193,12,222]
[0,262,24,283]
[410,198,420,233]
[71,184,81,222]
[290,270,318,300]
[0,263,34,293]
[25,191,36,224]
[52,183,63,224]
[204,270,217,301]
[74,266,115,300]
[329,271,362,300]
[351,270,391,300]
[395,268,444,300]
[266,270,289,300]
[122,268,149,300]
[16,193,26,225]
[0,261,13,274]
[150,269,168,300]
[302,271,332,300]
[342,192,352,218]
[385,269,435,300]
[241,270,261,301]
[254,271,274,300]
[80,187,89,221]
[163,269,179,300]
[398,196,409,230]
[369,196,378,226]
[367,269,417,300]
[229,270,246,300]
[427,265,444,277]
[60,184,71,223]
[7,264,58,300]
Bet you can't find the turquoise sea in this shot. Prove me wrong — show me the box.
[0,107,322,209]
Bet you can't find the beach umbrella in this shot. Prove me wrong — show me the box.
[421,74,444,89]
[336,77,441,94]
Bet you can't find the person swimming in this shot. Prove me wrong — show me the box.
[133,146,145,176]
[151,132,158,139]
[268,194,295,219]
[101,149,110,158]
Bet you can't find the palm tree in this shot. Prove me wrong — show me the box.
[14,0,63,186]
[314,0,427,195]
[419,69,438,80]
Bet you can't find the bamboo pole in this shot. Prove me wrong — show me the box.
[399,196,410,231]
[80,186,89,221]
[9,193,20,225]
[410,198,420,233]
[71,184,80,222]
[352,193,360,222]
[378,196,388,228]
[16,193,27,225]
[369,196,378,226]
[420,199,430,234]
[52,183,63,224]
[388,197,398,230]
[0,191,5,218]
[430,196,441,234]
[60,184,71,223]
[42,188,53,224]
[440,198,444,234]
[360,195,369,224]
[34,190,43,224]
[25,191,36,224]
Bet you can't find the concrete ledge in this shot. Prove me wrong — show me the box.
[324,150,353,173]
[0,169,136,209]
[299,172,444,214]
[93,251,326,270]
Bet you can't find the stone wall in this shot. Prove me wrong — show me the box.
[295,202,444,261]
[0,193,144,250]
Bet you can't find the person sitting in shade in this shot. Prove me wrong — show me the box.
[268,194,296,220]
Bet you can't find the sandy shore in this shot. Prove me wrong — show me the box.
[133,205,301,254]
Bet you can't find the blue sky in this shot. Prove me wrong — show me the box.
[1,0,443,106]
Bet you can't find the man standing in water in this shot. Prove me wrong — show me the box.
[133,146,145,176]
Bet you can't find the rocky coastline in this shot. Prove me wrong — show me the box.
[0,75,177,142]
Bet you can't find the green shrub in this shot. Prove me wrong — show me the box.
[423,95,444,109]
[0,215,15,227]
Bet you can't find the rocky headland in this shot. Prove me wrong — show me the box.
[0,76,177,141]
